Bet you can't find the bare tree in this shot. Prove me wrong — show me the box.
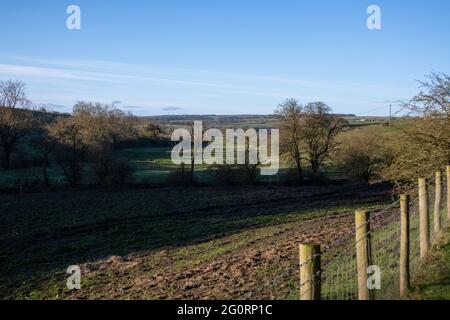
[275,98,303,182]
[30,126,57,188]
[48,116,84,188]
[384,73,450,188]
[300,102,345,182]
[50,102,137,187]
[336,126,388,183]
[242,136,261,184]
[144,123,163,137]
[0,80,34,169]
[186,122,198,184]
[405,72,449,118]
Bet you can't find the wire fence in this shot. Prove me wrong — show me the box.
[299,170,449,300]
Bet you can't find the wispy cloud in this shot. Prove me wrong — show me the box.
[0,53,416,115]
[162,106,182,112]
[0,64,106,81]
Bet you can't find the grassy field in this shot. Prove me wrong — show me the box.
[0,183,392,299]
[1,120,422,300]
[114,146,176,183]
[0,144,347,189]
[0,115,390,189]
[409,225,450,300]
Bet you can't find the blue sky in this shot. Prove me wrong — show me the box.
[0,0,449,116]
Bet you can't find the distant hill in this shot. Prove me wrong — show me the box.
[0,106,69,124]
[141,113,356,123]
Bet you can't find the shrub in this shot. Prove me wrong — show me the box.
[208,164,240,186]
[336,126,388,183]
[167,164,195,186]
[13,172,41,193]
[208,164,260,186]
[105,158,134,188]
[9,153,30,169]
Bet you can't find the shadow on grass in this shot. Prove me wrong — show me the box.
[409,225,450,300]
[0,183,391,298]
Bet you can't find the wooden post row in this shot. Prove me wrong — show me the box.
[418,178,430,258]
[434,171,442,234]
[400,194,410,297]
[355,210,371,300]
[299,243,321,300]
[447,166,450,221]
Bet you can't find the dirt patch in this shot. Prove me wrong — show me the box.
[1,183,393,299]
[67,212,359,299]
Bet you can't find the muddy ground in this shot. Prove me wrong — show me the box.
[0,183,393,299]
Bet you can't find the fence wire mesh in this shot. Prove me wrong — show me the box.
[301,173,449,300]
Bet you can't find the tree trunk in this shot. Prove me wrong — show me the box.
[294,150,303,183]
[70,161,79,189]
[311,160,320,184]
[62,159,79,189]
[180,163,186,185]
[42,166,50,188]
[42,156,50,188]
[190,151,195,184]
[1,146,12,170]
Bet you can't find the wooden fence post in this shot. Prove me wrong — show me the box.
[400,194,410,297]
[355,210,371,300]
[434,171,442,234]
[299,243,321,300]
[447,166,450,221]
[419,178,430,258]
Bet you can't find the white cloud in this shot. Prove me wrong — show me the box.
[0,53,415,115]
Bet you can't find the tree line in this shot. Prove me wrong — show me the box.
[0,80,165,190]
[274,72,449,187]
[276,100,346,183]
[1,72,448,191]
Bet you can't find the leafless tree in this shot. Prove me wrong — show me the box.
[30,126,57,188]
[300,102,345,182]
[0,80,34,169]
[275,98,303,182]
[404,72,449,118]
[48,116,84,188]
[49,102,137,187]
[336,126,388,183]
[384,73,450,188]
